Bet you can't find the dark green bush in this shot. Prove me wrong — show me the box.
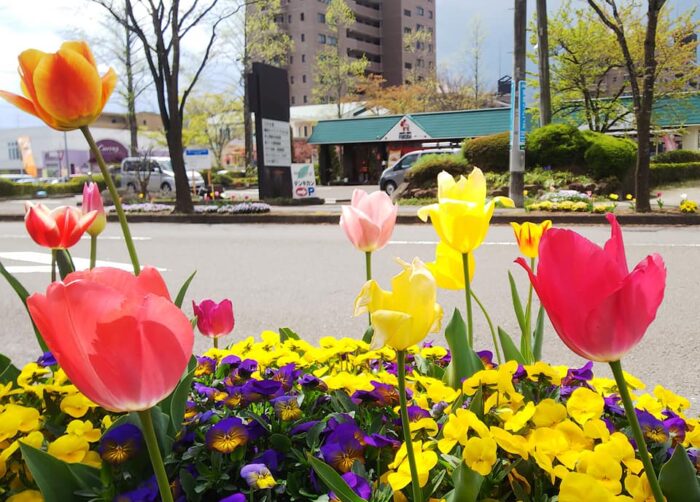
[462,132,510,172]
[527,124,588,169]
[405,154,471,186]
[652,150,700,164]
[650,162,700,185]
[584,134,637,180]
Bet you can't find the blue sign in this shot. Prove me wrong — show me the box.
[518,80,527,149]
[185,149,209,156]
[509,80,516,148]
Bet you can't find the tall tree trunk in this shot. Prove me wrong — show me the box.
[125,30,139,155]
[536,0,552,125]
[168,115,194,213]
[243,18,254,171]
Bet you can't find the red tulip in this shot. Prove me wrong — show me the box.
[516,214,666,362]
[27,267,194,412]
[192,299,235,338]
[25,202,97,249]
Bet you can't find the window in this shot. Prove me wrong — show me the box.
[317,13,325,23]
[404,62,412,69]
[301,33,305,42]
[417,6,424,16]
[428,10,433,19]
[417,58,424,67]
[303,125,308,137]
[288,15,292,23]
[300,12,305,21]
[302,74,307,83]
[428,44,433,53]
[290,76,295,84]
[328,35,337,46]
[7,141,20,160]
[291,96,296,104]
[302,54,306,62]
[403,27,411,34]
[303,95,308,103]
[416,24,423,31]
[290,55,294,64]
[318,34,326,43]
[403,9,411,16]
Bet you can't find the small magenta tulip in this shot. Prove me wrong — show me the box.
[82,182,106,237]
[192,299,235,339]
[340,190,398,252]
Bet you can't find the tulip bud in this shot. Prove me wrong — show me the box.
[82,182,106,237]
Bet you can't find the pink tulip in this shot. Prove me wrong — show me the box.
[340,190,398,252]
[516,214,666,362]
[24,202,97,249]
[192,299,235,338]
[82,182,106,237]
[27,267,194,412]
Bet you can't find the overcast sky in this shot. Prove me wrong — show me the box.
[0,0,697,128]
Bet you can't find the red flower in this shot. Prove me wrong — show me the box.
[192,299,235,338]
[516,214,666,362]
[27,267,194,412]
[25,202,97,249]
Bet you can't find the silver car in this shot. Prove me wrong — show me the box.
[379,148,461,195]
[120,157,205,194]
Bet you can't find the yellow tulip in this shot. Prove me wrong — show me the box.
[354,258,443,351]
[510,220,552,258]
[425,241,474,290]
[0,41,116,131]
[417,169,514,254]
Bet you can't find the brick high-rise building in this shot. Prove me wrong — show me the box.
[274,0,436,106]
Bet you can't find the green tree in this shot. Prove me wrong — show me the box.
[312,0,369,118]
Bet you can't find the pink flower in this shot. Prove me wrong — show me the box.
[516,214,666,362]
[340,190,398,252]
[82,182,106,237]
[27,267,194,412]
[192,299,235,338]
[25,202,97,249]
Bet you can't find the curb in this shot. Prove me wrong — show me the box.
[1,211,699,225]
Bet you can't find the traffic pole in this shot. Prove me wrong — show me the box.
[509,0,527,207]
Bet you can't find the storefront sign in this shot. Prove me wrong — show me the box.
[291,163,316,199]
[381,116,430,142]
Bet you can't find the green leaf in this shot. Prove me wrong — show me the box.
[361,325,374,344]
[443,309,484,389]
[269,433,292,452]
[20,443,100,502]
[468,388,484,420]
[174,270,197,308]
[0,260,49,353]
[659,446,700,502]
[445,462,483,502]
[533,305,546,361]
[158,369,194,438]
[0,353,20,384]
[497,327,526,365]
[279,327,300,342]
[56,249,75,279]
[306,454,364,502]
[508,272,527,336]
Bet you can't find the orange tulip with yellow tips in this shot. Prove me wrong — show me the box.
[0,41,116,131]
[511,220,552,258]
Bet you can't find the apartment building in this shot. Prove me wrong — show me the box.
[276,0,436,106]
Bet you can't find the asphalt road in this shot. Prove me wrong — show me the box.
[1,221,698,412]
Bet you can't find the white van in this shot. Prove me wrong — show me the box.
[120,157,205,194]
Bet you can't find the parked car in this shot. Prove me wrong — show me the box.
[379,148,461,195]
[119,157,205,194]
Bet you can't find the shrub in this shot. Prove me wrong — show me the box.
[584,134,637,180]
[527,124,588,169]
[405,154,471,186]
[462,131,510,172]
[652,149,700,164]
[650,162,700,185]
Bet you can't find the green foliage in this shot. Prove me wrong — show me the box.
[0,174,109,197]
[405,154,471,186]
[462,132,511,172]
[652,150,700,164]
[658,446,700,502]
[649,162,700,186]
[442,309,484,390]
[527,124,588,169]
[584,134,637,180]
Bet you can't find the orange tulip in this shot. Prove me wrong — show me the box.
[25,202,97,250]
[0,41,116,131]
[511,220,552,258]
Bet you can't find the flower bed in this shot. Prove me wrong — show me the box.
[105,202,272,215]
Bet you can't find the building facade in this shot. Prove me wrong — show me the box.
[277,0,436,106]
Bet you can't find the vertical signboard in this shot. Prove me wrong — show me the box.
[518,80,527,150]
[291,163,317,199]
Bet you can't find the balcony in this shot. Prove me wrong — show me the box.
[352,1,381,21]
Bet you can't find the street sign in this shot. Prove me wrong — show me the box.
[518,80,527,149]
[261,118,292,167]
[291,163,316,199]
[185,148,212,170]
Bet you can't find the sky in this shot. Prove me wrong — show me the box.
[0,0,697,129]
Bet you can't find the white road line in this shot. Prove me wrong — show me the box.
[0,251,165,273]
[0,234,150,241]
[389,240,700,248]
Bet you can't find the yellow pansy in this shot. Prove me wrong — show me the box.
[425,241,474,290]
[490,426,530,459]
[417,169,514,254]
[583,419,611,442]
[16,363,50,389]
[0,405,40,441]
[66,420,101,442]
[594,432,644,475]
[510,220,552,258]
[463,369,499,396]
[622,371,645,390]
[48,434,89,463]
[504,402,535,432]
[81,450,102,469]
[529,427,578,470]
[354,258,443,350]
[685,419,700,448]
[633,394,663,418]
[387,441,438,491]
[559,472,616,502]
[524,361,567,385]
[532,398,568,427]
[19,431,44,450]
[462,436,498,476]
[625,473,657,502]
[653,385,689,413]
[7,490,44,502]
[437,409,486,453]
[424,380,459,405]
[60,393,96,418]
[566,387,604,425]
[420,346,448,360]
[556,420,593,453]
[410,417,439,437]
[577,451,622,495]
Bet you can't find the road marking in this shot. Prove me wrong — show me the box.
[0,251,165,274]
[0,234,150,241]
[389,240,700,248]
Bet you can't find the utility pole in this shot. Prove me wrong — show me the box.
[509,0,527,207]
[536,0,552,125]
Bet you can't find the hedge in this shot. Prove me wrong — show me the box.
[652,149,700,164]
[462,131,510,172]
[583,134,637,180]
[405,154,471,187]
[0,174,110,197]
[649,162,700,185]
[527,124,588,169]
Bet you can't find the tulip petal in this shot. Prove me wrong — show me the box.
[24,203,60,248]
[60,41,97,67]
[32,48,102,128]
[100,67,117,109]
[0,91,40,119]
[340,205,381,251]
[603,213,629,275]
[17,49,47,99]
[370,310,414,350]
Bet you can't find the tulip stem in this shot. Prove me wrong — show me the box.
[470,290,502,364]
[213,337,219,349]
[609,360,664,502]
[397,350,422,502]
[138,409,174,502]
[50,249,57,282]
[523,257,536,362]
[89,235,97,270]
[81,126,141,275]
[462,253,474,348]
[365,251,372,326]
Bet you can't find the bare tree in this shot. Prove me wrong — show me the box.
[93,0,243,213]
[467,16,486,106]
[536,0,552,125]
